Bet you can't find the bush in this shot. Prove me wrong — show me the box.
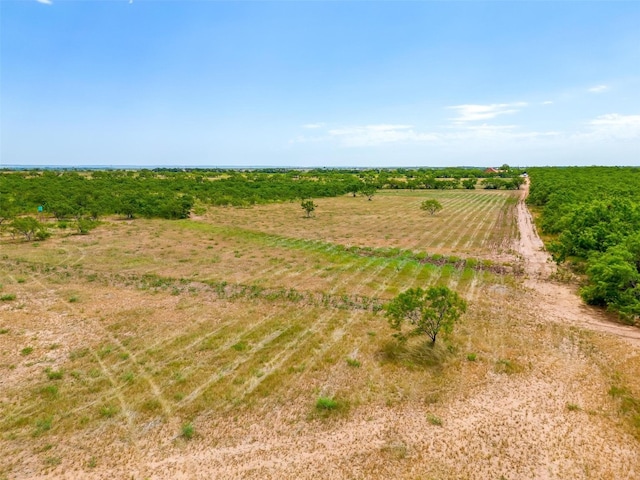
[181,422,195,439]
[316,396,339,411]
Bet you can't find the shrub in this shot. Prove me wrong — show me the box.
[316,396,339,411]
[181,422,195,439]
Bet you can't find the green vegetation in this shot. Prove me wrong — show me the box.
[0,168,526,225]
[480,177,524,190]
[10,216,50,241]
[345,357,361,367]
[300,199,317,218]
[315,396,339,411]
[385,286,467,344]
[420,199,443,215]
[528,167,640,323]
[45,368,64,380]
[181,422,195,439]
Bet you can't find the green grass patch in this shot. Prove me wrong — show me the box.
[181,422,195,439]
[45,368,64,380]
[231,341,249,352]
[33,416,53,437]
[346,358,361,368]
[316,396,339,411]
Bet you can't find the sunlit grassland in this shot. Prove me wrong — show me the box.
[6,187,610,476]
[203,189,520,257]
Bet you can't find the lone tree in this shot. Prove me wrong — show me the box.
[385,286,467,344]
[301,199,317,218]
[421,199,443,215]
[360,184,377,201]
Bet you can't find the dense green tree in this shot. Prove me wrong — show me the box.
[529,166,640,320]
[0,196,17,225]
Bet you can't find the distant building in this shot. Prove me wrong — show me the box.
[484,167,499,174]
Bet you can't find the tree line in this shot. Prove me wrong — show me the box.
[527,166,640,323]
[1,167,525,240]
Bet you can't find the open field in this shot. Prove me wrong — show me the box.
[1,189,639,479]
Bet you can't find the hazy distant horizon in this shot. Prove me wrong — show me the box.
[3,163,638,172]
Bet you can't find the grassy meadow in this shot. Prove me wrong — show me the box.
[1,188,639,479]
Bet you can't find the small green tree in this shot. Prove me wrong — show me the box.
[360,184,377,201]
[421,199,443,215]
[462,178,476,190]
[75,218,99,235]
[385,286,467,344]
[301,199,317,218]
[11,216,50,241]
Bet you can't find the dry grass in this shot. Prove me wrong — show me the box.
[1,189,639,479]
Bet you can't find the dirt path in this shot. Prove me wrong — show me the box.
[516,180,640,345]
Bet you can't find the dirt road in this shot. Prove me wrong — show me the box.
[516,180,640,345]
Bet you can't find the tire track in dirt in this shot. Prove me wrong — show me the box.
[516,180,640,345]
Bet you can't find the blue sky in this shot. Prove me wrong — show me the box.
[1,1,639,168]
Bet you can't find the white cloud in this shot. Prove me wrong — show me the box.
[327,124,438,147]
[291,121,561,148]
[542,101,553,105]
[302,123,325,129]
[588,85,609,93]
[447,102,527,123]
[585,113,640,139]
[36,0,53,4]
